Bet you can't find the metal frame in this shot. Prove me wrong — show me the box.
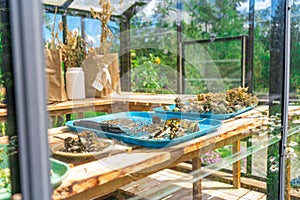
[3,0,292,199]
[247,0,255,93]
[177,0,183,94]
[181,35,248,94]
[43,1,151,92]
[9,0,51,199]
[279,0,291,199]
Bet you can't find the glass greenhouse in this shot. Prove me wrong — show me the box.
[0,0,299,199]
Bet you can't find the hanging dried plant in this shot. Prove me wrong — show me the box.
[46,6,61,49]
[90,0,115,55]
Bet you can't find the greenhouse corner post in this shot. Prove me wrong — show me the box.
[279,0,291,199]
[267,0,291,199]
[0,0,20,195]
[9,0,52,200]
[246,0,254,94]
[177,0,183,94]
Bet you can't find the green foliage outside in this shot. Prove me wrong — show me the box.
[131,51,176,94]
[48,112,106,128]
[0,145,10,196]
[130,0,300,99]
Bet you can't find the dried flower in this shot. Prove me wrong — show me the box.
[288,141,298,147]
[90,0,115,55]
[201,151,222,165]
[270,164,279,172]
[61,28,87,68]
[269,156,276,162]
[285,147,297,159]
[47,6,62,49]
[258,131,268,137]
[179,87,259,114]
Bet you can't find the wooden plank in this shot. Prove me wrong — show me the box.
[233,140,241,188]
[52,151,171,199]
[48,126,74,136]
[259,194,267,200]
[120,169,192,199]
[170,163,300,200]
[239,190,265,200]
[119,168,265,200]
[121,176,163,195]
[290,189,300,199]
[192,156,202,200]
[285,159,291,200]
[47,99,113,112]
[0,136,8,144]
[162,187,192,200]
[0,109,6,117]
[172,163,267,192]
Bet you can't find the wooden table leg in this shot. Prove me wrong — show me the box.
[233,140,241,188]
[285,158,291,200]
[66,114,71,121]
[192,156,202,200]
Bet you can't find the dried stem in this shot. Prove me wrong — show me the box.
[90,0,115,55]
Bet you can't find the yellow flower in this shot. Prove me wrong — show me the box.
[154,57,161,64]
[131,52,136,57]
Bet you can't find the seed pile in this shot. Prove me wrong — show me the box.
[164,87,258,114]
[101,116,200,140]
[60,130,110,153]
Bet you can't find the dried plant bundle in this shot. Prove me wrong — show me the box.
[90,0,116,55]
[62,26,87,68]
[47,6,62,49]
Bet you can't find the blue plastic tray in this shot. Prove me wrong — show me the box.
[66,112,222,148]
[153,104,254,120]
[291,176,300,188]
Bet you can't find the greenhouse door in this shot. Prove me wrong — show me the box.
[0,0,51,199]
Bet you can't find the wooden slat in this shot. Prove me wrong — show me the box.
[0,109,6,117]
[47,99,113,112]
[48,126,72,136]
[233,140,241,188]
[285,159,291,200]
[0,136,8,144]
[172,162,300,199]
[240,190,265,200]
[172,163,267,192]
[119,169,266,200]
[52,151,171,199]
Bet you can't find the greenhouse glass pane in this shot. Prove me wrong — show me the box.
[43,13,63,45]
[130,0,178,94]
[129,0,287,199]
[69,0,138,15]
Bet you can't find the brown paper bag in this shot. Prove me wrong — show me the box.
[45,49,68,104]
[82,53,121,98]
